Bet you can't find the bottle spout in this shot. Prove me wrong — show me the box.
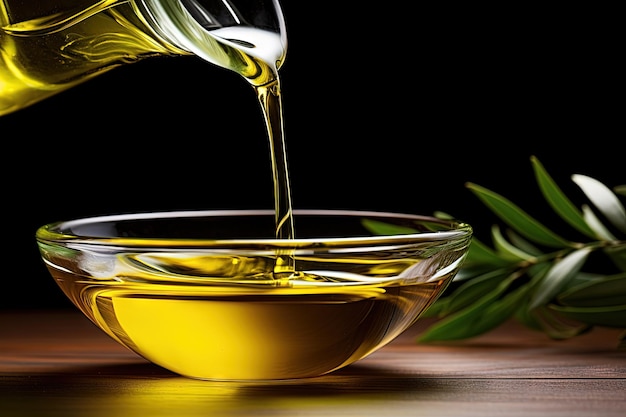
[138,0,287,85]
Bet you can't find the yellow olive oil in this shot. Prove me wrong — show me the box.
[44,249,452,380]
[0,0,285,115]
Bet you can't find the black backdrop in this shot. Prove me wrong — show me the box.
[1,3,621,309]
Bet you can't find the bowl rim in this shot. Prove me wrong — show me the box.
[35,209,473,248]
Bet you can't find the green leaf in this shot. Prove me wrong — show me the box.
[451,266,493,281]
[491,224,535,262]
[466,182,572,248]
[525,306,591,339]
[531,156,597,239]
[581,204,618,241]
[360,219,417,236]
[481,283,533,329]
[434,211,455,220]
[572,174,626,235]
[420,160,625,345]
[462,237,511,268]
[605,244,626,272]
[438,269,511,316]
[528,247,593,310]
[547,304,626,328]
[514,263,552,330]
[557,273,626,307]
[417,274,515,342]
[421,297,450,317]
[566,271,612,287]
[427,283,534,342]
[504,228,544,256]
[451,238,512,282]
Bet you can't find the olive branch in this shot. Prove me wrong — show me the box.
[421,156,626,348]
[369,155,626,348]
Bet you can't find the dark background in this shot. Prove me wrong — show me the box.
[1,4,621,310]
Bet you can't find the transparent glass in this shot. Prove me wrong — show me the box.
[0,0,287,116]
[36,209,473,381]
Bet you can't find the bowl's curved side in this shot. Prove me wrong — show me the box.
[35,210,472,380]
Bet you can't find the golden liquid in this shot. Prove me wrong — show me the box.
[1,0,171,115]
[254,79,296,274]
[0,0,284,115]
[44,249,451,380]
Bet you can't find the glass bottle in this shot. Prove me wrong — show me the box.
[0,0,287,116]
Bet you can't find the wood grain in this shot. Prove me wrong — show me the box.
[1,310,625,417]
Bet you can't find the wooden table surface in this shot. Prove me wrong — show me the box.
[1,309,625,417]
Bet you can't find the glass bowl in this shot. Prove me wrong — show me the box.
[35,209,472,381]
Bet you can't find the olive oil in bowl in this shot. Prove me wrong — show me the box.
[37,210,472,380]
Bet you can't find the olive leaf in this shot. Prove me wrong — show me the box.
[572,174,626,234]
[435,268,512,316]
[416,273,518,342]
[466,182,573,248]
[458,237,510,270]
[580,204,618,241]
[557,273,626,306]
[605,244,626,272]
[531,156,597,239]
[504,228,544,256]
[419,156,626,348]
[527,247,592,310]
[547,304,626,328]
[490,224,536,262]
[360,219,419,236]
[523,305,591,340]
[361,156,625,347]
